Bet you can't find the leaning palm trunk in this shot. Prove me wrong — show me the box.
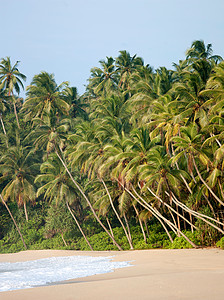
[66,201,93,251]
[55,148,122,250]
[106,217,114,240]
[0,193,27,249]
[101,179,133,249]
[123,213,133,246]
[24,202,28,222]
[0,114,7,136]
[132,186,197,248]
[167,191,224,234]
[132,203,147,243]
[0,114,8,148]
[116,180,173,243]
[145,187,197,231]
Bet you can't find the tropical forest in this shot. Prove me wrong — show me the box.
[1,40,224,253]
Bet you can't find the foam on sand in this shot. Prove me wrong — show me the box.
[0,255,131,292]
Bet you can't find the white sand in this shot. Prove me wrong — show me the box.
[0,248,224,299]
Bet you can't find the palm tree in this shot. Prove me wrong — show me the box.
[0,193,27,249]
[0,57,26,128]
[88,57,118,97]
[115,50,144,91]
[0,145,38,221]
[35,153,93,250]
[186,40,222,62]
[23,72,70,121]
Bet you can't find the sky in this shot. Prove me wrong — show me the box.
[1,0,224,97]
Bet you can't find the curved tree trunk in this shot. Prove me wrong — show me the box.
[145,187,197,230]
[66,201,93,251]
[102,179,133,249]
[55,148,122,251]
[116,180,174,243]
[133,203,147,243]
[123,213,133,246]
[0,194,27,249]
[133,186,196,248]
[169,191,224,234]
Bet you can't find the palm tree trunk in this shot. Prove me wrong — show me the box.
[61,233,68,247]
[8,91,20,129]
[144,220,150,238]
[145,187,197,230]
[136,188,196,248]
[106,217,114,239]
[13,101,20,129]
[66,201,93,251]
[169,191,224,234]
[24,202,28,222]
[0,114,7,136]
[116,180,174,243]
[102,179,133,249]
[123,213,133,246]
[55,148,122,250]
[0,194,27,249]
[0,114,8,148]
[132,203,147,242]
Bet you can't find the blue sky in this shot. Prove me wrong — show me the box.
[1,0,224,96]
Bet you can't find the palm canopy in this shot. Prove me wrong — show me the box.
[115,50,144,90]
[0,145,39,220]
[88,57,118,97]
[186,40,223,62]
[0,57,26,95]
[23,72,70,120]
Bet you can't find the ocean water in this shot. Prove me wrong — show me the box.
[0,255,131,292]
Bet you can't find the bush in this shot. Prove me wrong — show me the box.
[216,237,224,249]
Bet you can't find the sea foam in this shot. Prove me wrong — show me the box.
[0,255,131,292]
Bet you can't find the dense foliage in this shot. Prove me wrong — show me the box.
[1,40,224,252]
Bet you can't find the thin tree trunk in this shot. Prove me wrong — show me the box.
[66,201,93,251]
[55,148,122,250]
[133,203,147,243]
[61,233,68,247]
[192,157,224,207]
[0,194,27,249]
[169,191,224,234]
[0,114,8,148]
[136,188,196,248]
[145,187,197,230]
[144,220,150,238]
[116,180,174,243]
[24,202,28,222]
[106,217,114,239]
[102,179,133,249]
[123,213,133,246]
[13,101,20,129]
[0,114,7,136]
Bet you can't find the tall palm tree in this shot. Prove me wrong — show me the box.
[0,57,26,128]
[0,145,38,221]
[35,153,93,250]
[115,50,144,91]
[88,57,118,97]
[23,72,70,121]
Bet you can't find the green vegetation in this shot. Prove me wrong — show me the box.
[0,40,224,253]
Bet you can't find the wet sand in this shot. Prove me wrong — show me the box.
[0,248,224,300]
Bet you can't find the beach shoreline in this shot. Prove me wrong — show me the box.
[0,248,224,299]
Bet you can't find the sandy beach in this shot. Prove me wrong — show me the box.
[0,248,224,300]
